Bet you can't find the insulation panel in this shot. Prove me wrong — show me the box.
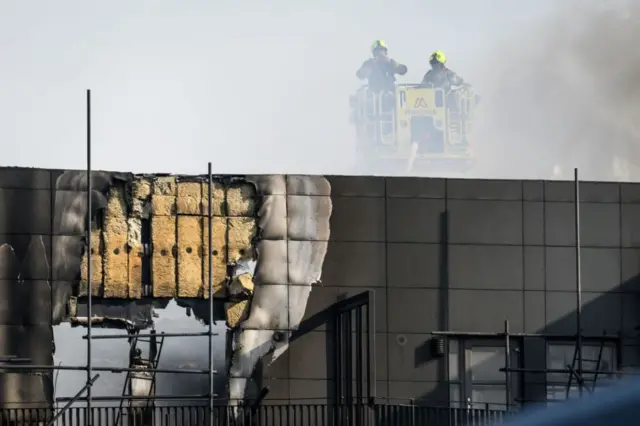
[176,216,203,298]
[151,216,176,298]
[103,187,129,298]
[79,229,102,297]
[228,217,257,263]
[176,182,202,215]
[202,217,228,298]
[201,182,225,216]
[227,183,257,216]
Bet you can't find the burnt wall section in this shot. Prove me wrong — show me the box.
[227,175,332,404]
[0,168,54,409]
[264,176,640,405]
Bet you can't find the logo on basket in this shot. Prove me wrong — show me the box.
[414,97,428,108]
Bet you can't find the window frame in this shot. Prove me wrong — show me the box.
[448,337,522,410]
[545,339,618,401]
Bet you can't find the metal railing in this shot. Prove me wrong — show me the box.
[0,403,517,426]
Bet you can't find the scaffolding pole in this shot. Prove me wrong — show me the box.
[504,320,510,410]
[82,332,218,340]
[86,88,93,426]
[0,365,217,374]
[574,168,583,397]
[207,161,215,426]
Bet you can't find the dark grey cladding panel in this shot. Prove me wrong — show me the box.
[385,177,445,198]
[448,290,524,333]
[0,168,51,190]
[621,293,640,335]
[388,333,443,382]
[621,249,640,291]
[0,325,54,365]
[0,234,51,280]
[621,183,640,203]
[329,197,386,242]
[386,198,445,243]
[325,176,385,197]
[0,280,51,326]
[523,180,544,201]
[579,182,620,203]
[524,247,545,290]
[447,245,523,290]
[447,200,522,245]
[545,202,620,247]
[621,204,640,247]
[544,180,620,203]
[0,189,52,235]
[322,242,386,288]
[387,243,440,289]
[387,289,442,333]
[545,291,621,335]
[524,291,545,333]
[446,179,522,200]
[288,331,329,379]
[524,202,544,245]
[545,247,621,292]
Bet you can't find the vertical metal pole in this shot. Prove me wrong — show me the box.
[504,320,510,410]
[207,162,214,426]
[574,168,583,397]
[86,89,93,426]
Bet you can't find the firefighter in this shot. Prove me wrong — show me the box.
[356,40,408,92]
[420,50,465,91]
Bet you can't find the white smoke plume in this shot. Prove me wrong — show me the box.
[473,1,640,181]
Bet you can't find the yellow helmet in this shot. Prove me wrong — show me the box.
[430,50,447,64]
[371,39,388,53]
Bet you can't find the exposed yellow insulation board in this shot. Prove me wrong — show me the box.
[177,216,203,298]
[202,217,228,298]
[225,274,255,328]
[225,302,250,328]
[103,187,129,298]
[79,229,102,297]
[176,182,202,215]
[76,176,262,301]
[227,183,257,216]
[152,216,176,298]
[152,177,176,216]
[201,182,225,216]
[228,217,257,263]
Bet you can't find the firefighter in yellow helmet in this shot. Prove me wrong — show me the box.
[356,40,408,92]
[420,50,465,91]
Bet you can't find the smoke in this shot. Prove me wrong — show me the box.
[473,1,640,181]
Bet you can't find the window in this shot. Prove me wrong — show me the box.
[448,339,521,411]
[546,341,617,401]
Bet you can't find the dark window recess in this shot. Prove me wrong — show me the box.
[411,116,444,153]
[141,217,152,297]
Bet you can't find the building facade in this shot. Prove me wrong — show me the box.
[1,168,639,411]
[266,176,640,409]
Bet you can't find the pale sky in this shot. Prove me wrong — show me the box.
[1,0,565,176]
